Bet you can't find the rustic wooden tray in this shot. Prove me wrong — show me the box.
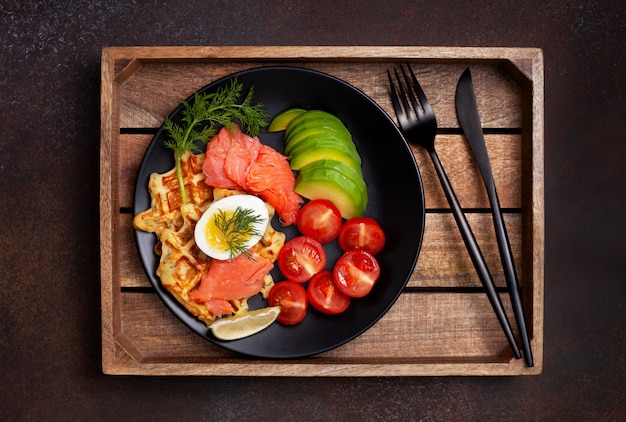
[100,46,544,376]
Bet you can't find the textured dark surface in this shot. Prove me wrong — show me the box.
[1,1,624,420]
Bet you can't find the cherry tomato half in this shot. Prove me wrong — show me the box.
[296,199,343,244]
[268,281,308,325]
[277,236,327,283]
[337,216,386,255]
[333,249,381,298]
[307,270,351,315]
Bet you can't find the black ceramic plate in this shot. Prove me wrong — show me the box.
[133,66,425,358]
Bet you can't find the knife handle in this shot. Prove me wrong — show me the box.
[485,183,535,367]
[428,149,522,360]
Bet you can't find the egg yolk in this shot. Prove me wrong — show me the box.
[204,210,256,252]
[205,211,231,252]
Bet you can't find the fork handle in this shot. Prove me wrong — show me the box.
[428,149,522,359]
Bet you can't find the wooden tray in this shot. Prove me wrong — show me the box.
[100,46,544,376]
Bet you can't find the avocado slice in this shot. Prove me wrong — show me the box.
[296,160,367,219]
[285,110,349,139]
[286,130,359,158]
[290,146,362,175]
[288,109,344,127]
[289,138,361,167]
[268,108,307,132]
[285,121,352,151]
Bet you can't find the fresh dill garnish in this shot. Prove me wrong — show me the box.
[162,77,269,203]
[214,206,264,260]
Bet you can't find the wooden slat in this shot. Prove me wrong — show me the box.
[101,46,544,376]
[119,292,519,361]
[118,134,152,207]
[117,61,522,130]
[412,213,522,288]
[414,134,522,209]
[119,213,149,288]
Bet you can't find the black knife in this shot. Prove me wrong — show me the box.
[455,68,534,367]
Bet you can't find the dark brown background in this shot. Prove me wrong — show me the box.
[1,0,624,420]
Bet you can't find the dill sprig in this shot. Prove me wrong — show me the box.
[214,206,264,260]
[163,77,269,203]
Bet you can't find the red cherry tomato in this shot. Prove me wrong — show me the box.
[277,236,327,283]
[268,281,308,325]
[307,270,351,315]
[333,249,381,298]
[337,216,386,255]
[296,199,343,244]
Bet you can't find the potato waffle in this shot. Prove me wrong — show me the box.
[133,151,212,237]
[133,151,285,326]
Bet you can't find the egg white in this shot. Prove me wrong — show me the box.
[194,194,270,261]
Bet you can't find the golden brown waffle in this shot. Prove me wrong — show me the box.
[133,151,213,238]
[133,151,285,326]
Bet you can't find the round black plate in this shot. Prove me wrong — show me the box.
[133,66,425,359]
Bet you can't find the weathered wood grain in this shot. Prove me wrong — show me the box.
[119,291,520,359]
[117,61,522,130]
[108,291,531,376]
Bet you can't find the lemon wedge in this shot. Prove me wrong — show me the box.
[209,306,281,341]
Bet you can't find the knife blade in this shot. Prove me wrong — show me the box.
[455,68,534,367]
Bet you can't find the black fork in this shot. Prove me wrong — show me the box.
[388,65,522,360]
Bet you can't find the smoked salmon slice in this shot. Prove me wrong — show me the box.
[245,144,302,226]
[202,125,302,225]
[202,128,240,190]
[188,251,274,316]
[203,299,238,318]
[224,132,261,187]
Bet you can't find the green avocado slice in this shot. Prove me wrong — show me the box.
[285,122,353,152]
[285,110,349,139]
[289,134,360,159]
[285,129,357,157]
[296,160,367,219]
[290,146,362,175]
[268,108,307,132]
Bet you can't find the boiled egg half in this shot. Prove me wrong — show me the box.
[194,194,269,261]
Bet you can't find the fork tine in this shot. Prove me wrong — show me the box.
[391,67,414,123]
[406,64,433,116]
[386,69,405,123]
[398,66,422,119]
